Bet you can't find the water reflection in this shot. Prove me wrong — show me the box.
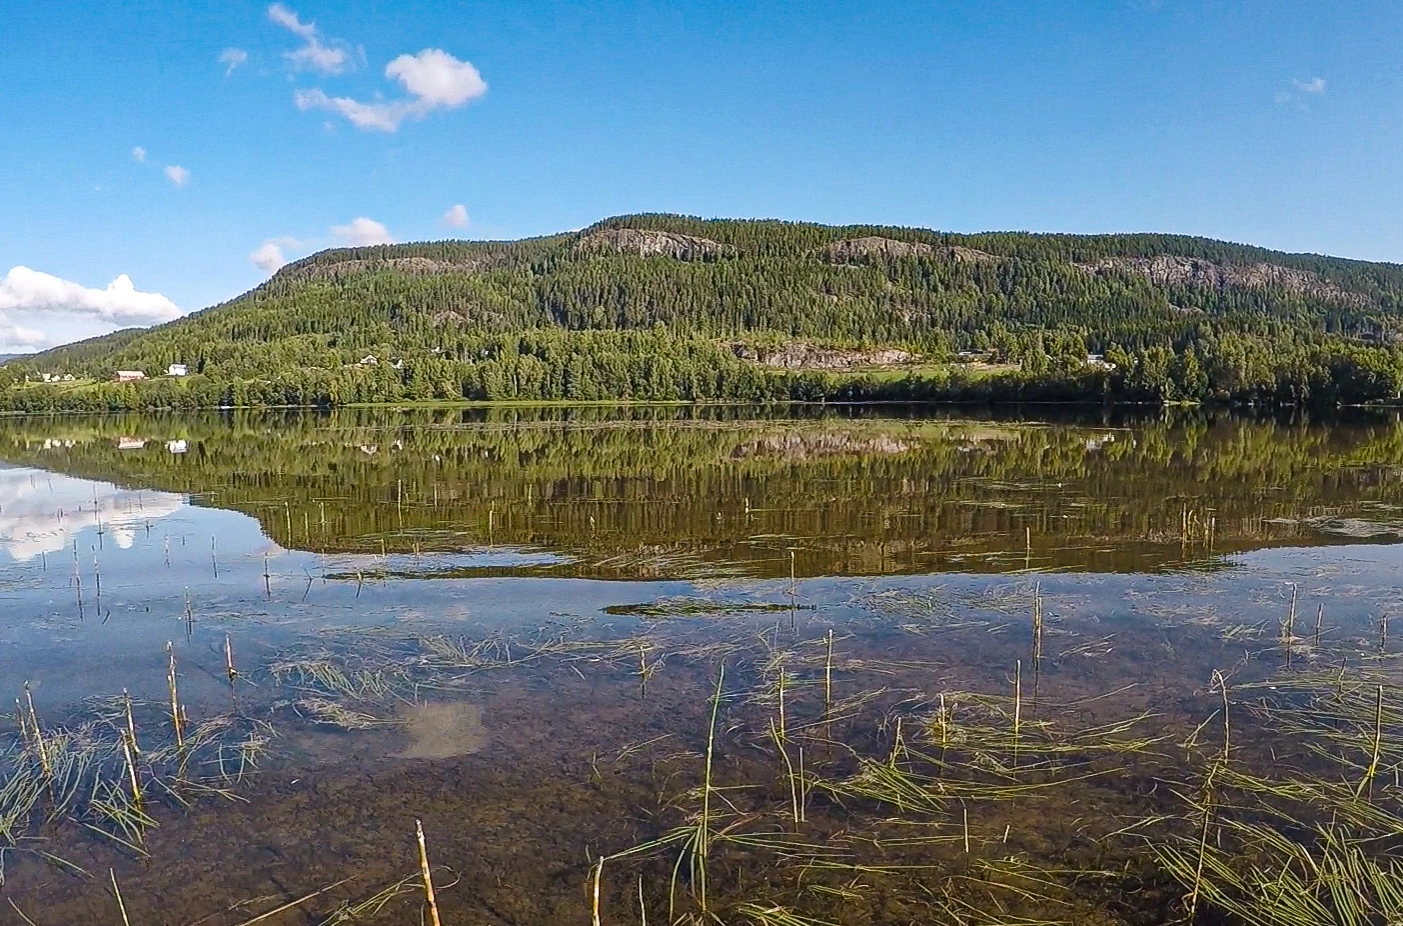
[0,406,1396,717]
[0,466,184,562]
[0,407,1398,925]
[0,407,1400,577]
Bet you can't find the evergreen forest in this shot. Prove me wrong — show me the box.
[7,214,1403,410]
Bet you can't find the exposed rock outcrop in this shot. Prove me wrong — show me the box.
[948,245,999,264]
[1080,256,1366,305]
[821,236,997,264]
[574,228,734,260]
[732,341,918,370]
[281,256,496,283]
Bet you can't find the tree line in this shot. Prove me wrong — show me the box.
[6,215,1403,410]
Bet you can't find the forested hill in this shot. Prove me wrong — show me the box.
[7,214,1403,410]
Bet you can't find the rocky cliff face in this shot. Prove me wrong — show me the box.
[821,236,997,264]
[1080,256,1366,305]
[573,228,734,260]
[280,255,498,283]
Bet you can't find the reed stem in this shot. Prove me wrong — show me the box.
[699,663,725,912]
[962,801,970,856]
[166,642,185,749]
[592,856,604,926]
[415,819,443,926]
[823,629,834,718]
[776,665,787,743]
[23,684,50,778]
[1012,660,1022,767]
[1032,582,1043,665]
[1355,684,1385,800]
[1283,583,1297,667]
[123,688,140,756]
[1186,762,1219,923]
[1211,669,1230,762]
[226,634,239,685]
[111,870,132,926]
[122,731,143,809]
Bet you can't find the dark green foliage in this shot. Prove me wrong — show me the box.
[8,215,1403,410]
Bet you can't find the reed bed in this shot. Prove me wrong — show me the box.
[14,574,1403,925]
[0,693,273,868]
[490,588,1403,926]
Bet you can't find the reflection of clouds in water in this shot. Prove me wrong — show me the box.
[0,466,184,561]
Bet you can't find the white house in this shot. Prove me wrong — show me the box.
[114,370,145,383]
[167,439,188,454]
[167,363,188,377]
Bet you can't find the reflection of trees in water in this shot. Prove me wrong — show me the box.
[0,407,1399,575]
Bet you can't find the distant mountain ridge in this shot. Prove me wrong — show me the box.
[6,214,1403,410]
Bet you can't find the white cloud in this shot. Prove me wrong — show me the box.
[248,235,305,274]
[443,204,469,228]
[131,146,146,163]
[267,3,316,39]
[386,49,487,107]
[295,49,486,132]
[331,217,394,246]
[288,37,349,74]
[220,47,249,76]
[164,165,190,187]
[250,242,288,274]
[1277,77,1327,108]
[0,322,48,350]
[269,3,349,74]
[0,267,183,325]
[249,236,303,274]
[294,89,413,131]
[0,269,182,353]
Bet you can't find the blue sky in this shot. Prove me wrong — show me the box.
[1,0,1400,351]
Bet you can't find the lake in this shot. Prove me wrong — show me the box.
[0,405,1401,925]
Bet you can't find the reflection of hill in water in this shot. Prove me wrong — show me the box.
[0,406,1400,576]
[0,466,184,562]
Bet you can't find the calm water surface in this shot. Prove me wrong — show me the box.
[0,406,1400,925]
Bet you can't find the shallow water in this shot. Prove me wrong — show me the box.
[0,406,1400,925]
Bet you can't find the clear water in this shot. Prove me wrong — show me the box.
[0,406,1399,925]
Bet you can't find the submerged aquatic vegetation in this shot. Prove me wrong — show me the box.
[10,509,1403,924]
[0,692,273,867]
[1146,661,1403,925]
[604,598,813,619]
